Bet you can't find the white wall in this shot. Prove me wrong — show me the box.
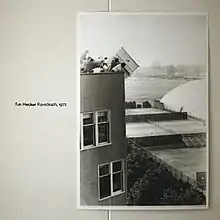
[0,0,220,220]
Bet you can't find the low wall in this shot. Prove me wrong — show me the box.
[129,132,206,149]
[129,134,183,148]
[126,112,188,122]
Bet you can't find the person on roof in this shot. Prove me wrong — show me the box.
[81,56,91,73]
[100,57,109,70]
[112,62,126,72]
[108,57,120,71]
[112,63,130,78]
[80,50,89,64]
[81,57,95,73]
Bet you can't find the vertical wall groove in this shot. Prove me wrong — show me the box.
[108,0,112,219]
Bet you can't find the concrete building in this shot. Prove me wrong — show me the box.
[80,72,127,206]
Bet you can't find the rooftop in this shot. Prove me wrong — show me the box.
[155,119,206,134]
[80,72,124,76]
[126,122,172,138]
[150,147,207,180]
[126,108,168,116]
[126,118,206,138]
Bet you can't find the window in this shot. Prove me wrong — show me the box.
[112,161,123,193]
[98,160,124,200]
[99,163,111,199]
[82,112,95,147]
[97,111,110,144]
[81,110,111,149]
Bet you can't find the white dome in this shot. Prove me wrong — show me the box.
[161,79,207,121]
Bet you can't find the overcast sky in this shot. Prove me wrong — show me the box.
[79,13,207,67]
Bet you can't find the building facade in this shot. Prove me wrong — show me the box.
[80,72,127,206]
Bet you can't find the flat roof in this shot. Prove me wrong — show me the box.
[126,118,206,137]
[80,72,124,76]
[150,147,207,180]
[126,108,168,116]
[126,123,172,138]
[155,120,206,134]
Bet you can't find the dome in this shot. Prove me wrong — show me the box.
[161,79,207,121]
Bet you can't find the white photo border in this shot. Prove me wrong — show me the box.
[76,11,209,210]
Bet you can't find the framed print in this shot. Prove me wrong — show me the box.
[77,12,209,210]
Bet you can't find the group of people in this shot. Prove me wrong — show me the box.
[80,50,127,75]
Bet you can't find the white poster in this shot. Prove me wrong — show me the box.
[78,12,208,210]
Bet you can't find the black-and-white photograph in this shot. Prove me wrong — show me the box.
[78,13,208,209]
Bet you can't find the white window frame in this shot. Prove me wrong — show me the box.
[96,109,111,146]
[98,162,111,200]
[80,111,95,149]
[98,159,125,201]
[80,109,111,150]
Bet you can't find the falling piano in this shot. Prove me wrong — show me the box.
[115,46,139,78]
[80,46,139,78]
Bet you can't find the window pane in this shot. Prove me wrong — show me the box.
[83,125,95,146]
[113,161,122,173]
[98,111,108,123]
[98,123,109,143]
[99,175,111,199]
[113,172,123,192]
[99,164,109,176]
[83,113,94,125]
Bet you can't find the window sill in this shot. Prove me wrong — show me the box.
[98,191,125,202]
[80,142,112,151]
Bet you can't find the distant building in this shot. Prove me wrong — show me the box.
[80,72,127,206]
